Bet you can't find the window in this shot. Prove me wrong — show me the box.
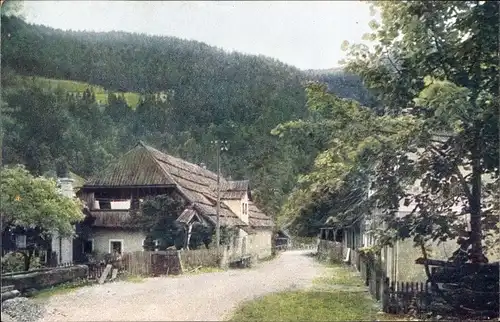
[241,202,248,216]
[15,235,27,249]
[83,240,94,254]
[109,240,124,254]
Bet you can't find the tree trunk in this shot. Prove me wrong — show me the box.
[469,127,484,263]
[24,247,35,271]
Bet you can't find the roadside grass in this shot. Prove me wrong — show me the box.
[124,275,146,283]
[230,290,379,321]
[313,264,365,287]
[183,266,224,275]
[33,274,147,299]
[31,279,90,299]
[230,257,408,321]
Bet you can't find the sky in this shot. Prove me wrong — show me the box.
[23,1,376,70]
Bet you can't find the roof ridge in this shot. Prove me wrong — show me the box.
[140,141,226,183]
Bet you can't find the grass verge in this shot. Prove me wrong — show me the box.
[312,264,365,287]
[124,275,146,283]
[31,280,90,299]
[231,290,381,321]
[229,258,408,321]
[183,266,224,275]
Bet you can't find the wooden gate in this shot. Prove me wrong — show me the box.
[151,251,182,276]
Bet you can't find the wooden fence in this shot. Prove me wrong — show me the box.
[122,251,153,276]
[317,241,433,315]
[353,249,433,314]
[87,263,107,280]
[385,279,431,314]
[121,249,221,276]
[179,248,219,268]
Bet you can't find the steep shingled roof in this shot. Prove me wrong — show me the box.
[84,143,176,187]
[248,202,274,227]
[84,142,273,228]
[221,180,250,200]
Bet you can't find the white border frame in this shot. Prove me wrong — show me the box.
[109,239,124,254]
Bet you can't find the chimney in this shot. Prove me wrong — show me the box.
[58,177,75,198]
[200,163,207,169]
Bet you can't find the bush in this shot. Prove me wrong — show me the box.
[1,252,41,274]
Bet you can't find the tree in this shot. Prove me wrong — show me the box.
[1,0,24,18]
[274,82,417,233]
[342,0,499,263]
[129,194,187,250]
[188,222,213,250]
[0,165,83,270]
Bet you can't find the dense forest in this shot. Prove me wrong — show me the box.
[0,14,370,218]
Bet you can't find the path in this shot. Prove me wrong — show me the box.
[40,250,325,321]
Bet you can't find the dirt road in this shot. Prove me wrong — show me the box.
[40,250,324,321]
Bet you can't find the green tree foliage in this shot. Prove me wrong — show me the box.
[343,0,499,262]
[188,223,213,250]
[130,194,230,250]
[279,1,499,263]
[275,83,417,235]
[303,68,376,108]
[0,0,25,18]
[129,194,187,250]
[0,165,83,270]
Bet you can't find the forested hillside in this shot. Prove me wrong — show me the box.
[0,15,370,218]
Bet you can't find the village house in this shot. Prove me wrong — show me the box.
[319,147,498,283]
[71,141,274,262]
[274,228,292,250]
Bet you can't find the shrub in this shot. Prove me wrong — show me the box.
[1,252,42,274]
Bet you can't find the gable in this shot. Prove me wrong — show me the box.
[85,143,175,187]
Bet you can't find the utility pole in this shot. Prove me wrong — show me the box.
[211,140,228,257]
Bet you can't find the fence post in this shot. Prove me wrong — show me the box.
[382,277,390,312]
[177,250,184,274]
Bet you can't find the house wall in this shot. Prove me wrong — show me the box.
[228,228,249,258]
[90,228,147,254]
[224,196,262,258]
[51,235,73,265]
[375,234,473,283]
[241,194,249,224]
[248,229,273,259]
[223,198,249,224]
[51,178,76,264]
